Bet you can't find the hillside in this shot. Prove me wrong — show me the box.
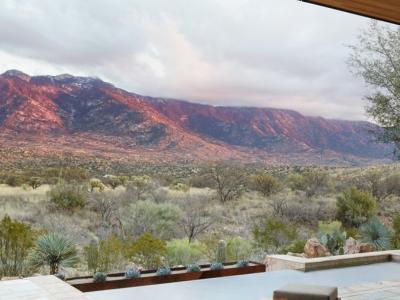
[0,70,392,166]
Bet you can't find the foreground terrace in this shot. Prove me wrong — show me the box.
[3,250,400,300]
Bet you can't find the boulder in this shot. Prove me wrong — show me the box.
[344,237,360,255]
[304,238,331,258]
[359,243,374,253]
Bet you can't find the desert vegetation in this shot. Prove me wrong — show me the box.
[1,162,400,279]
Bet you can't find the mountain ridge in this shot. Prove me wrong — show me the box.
[0,70,392,165]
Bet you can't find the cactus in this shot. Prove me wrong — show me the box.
[186,263,201,273]
[216,240,226,263]
[93,272,107,282]
[125,267,141,279]
[156,266,171,276]
[210,262,224,271]
[236,260,249,268]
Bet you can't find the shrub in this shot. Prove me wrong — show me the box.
[253,217,298,253]
[336,187,377,227]
[283,239,307,254]
[165,239,206,267]
[104,176,122,189]
[156,266,171,276]
[89,178,105,192]
[226,237,252,261]
[84,235,125,274]
[288,170,329,198]
[5,175,25,187]
[27,233,79,274]
[251,173,281,196]
[186,263,201,272]
[128,233,166,270]
[124,201,182,240]
[210,262,224,270]
[236,260,249,268]
[28,177,43,189]
[49,185,85,210]
[0,215,38,277]
[170,182,190,192]
[93,272,107,282]
[360,218,391,251]
[318,221,347,255]
[125,267,141,279]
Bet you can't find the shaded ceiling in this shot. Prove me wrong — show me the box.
[300,0,400,25]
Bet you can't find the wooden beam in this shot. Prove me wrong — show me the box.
[300,0,400,25]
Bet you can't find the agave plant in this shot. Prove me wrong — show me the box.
[360,218,391,251]
[27,233,79,274]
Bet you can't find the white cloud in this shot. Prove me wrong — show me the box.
[0,0,395,120]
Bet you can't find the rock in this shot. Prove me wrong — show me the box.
[344,237,360,254]
[359,243,374,253]
[304,238,331,258]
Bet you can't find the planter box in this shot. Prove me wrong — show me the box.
[67,262,265,292]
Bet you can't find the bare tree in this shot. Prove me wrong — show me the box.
[206,164,247,204]
[178,193,216,243]
[268,194,288,217]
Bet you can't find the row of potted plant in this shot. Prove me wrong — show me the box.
[92,260,250,282]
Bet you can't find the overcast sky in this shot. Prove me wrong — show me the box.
[0,0,394,120]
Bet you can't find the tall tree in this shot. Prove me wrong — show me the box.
[348,22,400,155]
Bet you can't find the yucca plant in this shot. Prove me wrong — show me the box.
[27,233,79,274]
[360,218,391,251]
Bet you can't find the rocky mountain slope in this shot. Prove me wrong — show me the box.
[0,70,392,165]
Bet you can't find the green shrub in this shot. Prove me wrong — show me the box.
[0,215,38,277]
[5,175,25,187]
[170,182,190,192]
[253,217,297,253]
[49,185,85,210]
[283,239,307,254]
[336,187,377,227]
[165,239,206,267]
[226,237,252,261]
[84,235,125,273]
[251,173,281,196]
[93,272,107,282]
[128,233,166,270]
[186,263,201,272]
[360,218,391,251]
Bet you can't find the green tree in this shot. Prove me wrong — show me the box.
[0,215,37,277]
[336,187,377,227]
[27,233,79,274]
[206,164,246,204]
[128,233,166,270]
[251,173,282,197]
[253,217,297,253]
[348,22,400,156]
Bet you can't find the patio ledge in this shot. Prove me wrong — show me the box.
[266,250,400,272]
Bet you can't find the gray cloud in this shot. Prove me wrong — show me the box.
[0,0,393,120]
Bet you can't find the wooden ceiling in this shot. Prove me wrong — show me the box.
[300,0,400,25]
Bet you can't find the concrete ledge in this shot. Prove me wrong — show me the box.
[266,250,400,272]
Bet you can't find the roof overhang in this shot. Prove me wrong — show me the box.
[299,0,400,25]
